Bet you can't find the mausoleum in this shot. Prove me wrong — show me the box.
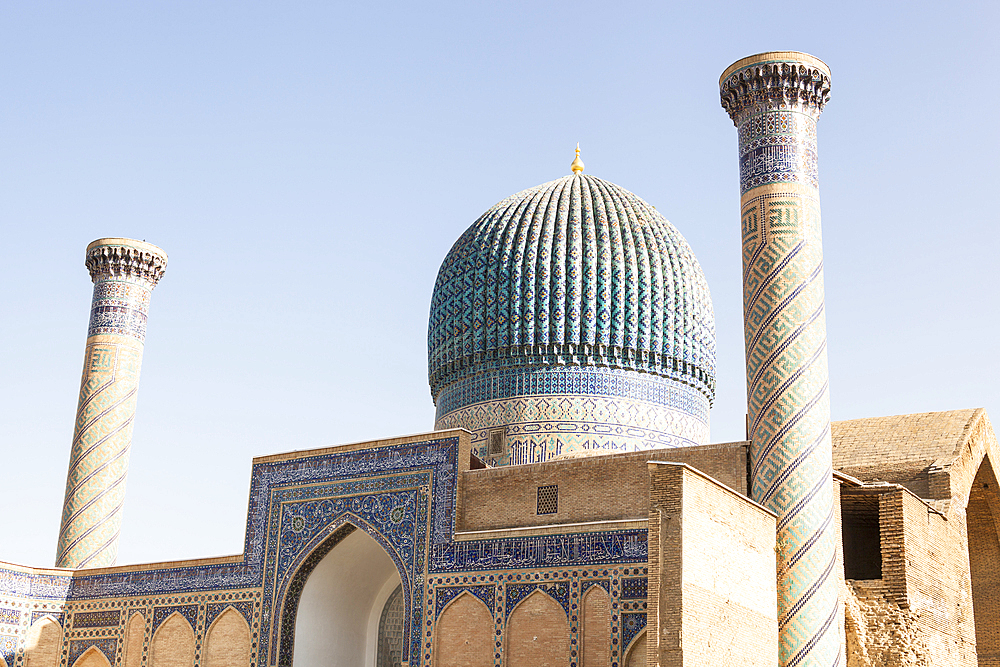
[1,51,997,667]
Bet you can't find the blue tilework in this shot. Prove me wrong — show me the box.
[434,585,495,619]
[68,639,117,667]
[505,581,570,619]
[153,605,198,632]
[621,612,647,648]
[428,173,716,406]
[0,609,17,626]
[0,434,651,667]
[0,636,17,666]
[581,579,610,598]
[431,530,646,572]
[30,612,63,626]
[620,577,647,600]
[206,600,254,629]
[87,280,151,341]
[0,570,71,601]
[722,54,839,667]
[434,365,709,422]
[72,610,120,629]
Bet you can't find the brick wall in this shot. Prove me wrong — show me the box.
[878,488,977,666]
[433,594,492,667]
[647,462,776,667]
[581,586,610,666]
[505,590,570,667]
[459,443,748,533]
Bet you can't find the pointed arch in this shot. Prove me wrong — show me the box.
[624,629,647,667]
[71,646,111,667]
[122,612,145,667]
[25,616,62,667]
[581,585,611,666]
[0,653,8,667]
[274,513,413,667]
[204,607,250,667]
[966,452,1000,663]
[433,592,492,667]
[506,589,569,667]
[149,612,194,667]
[289,527,403,667]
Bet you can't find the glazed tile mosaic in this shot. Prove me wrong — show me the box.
[56,240,168,570]
[0,432,652,667]
[722,53,840,667]
[428,173,716,463]
[436,390,708,463]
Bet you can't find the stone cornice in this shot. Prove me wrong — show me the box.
[720,52,831,126]
[85,238,167,286]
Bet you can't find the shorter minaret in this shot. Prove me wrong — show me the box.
[56,238,167,569]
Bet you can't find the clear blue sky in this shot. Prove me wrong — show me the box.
[1,1,997,567]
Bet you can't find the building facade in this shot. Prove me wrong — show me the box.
[1,51,997,667]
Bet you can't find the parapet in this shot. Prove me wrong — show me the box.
[85,238,168,286]
[720,51,832,125]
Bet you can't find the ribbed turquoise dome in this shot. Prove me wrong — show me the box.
[428,173,716,405]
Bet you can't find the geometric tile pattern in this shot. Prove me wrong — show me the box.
[71,610,119,629]
[68,638,117,667]
[428,173,716,403]
[56,239,167,569]
[622,611,647,648]
[722,53,841,667]
[436,379,709,464]
[428,171,716,462]
[1,435,652,667]
[620,577,647,600]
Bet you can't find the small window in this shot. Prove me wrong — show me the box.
[488,429,506,457]
[537,485,558,515]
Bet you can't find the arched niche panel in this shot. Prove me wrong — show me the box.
[581,585,610,666]
[966,454,1000,663]
[122,613,145,667]
[506,590,569,667]
[624,630,647,667]
[149,612,195,667]
[71,647,111,667]
[290,527,403,667]
[25,617,62,667]
[204,608,251,667]
[433,592,492,667]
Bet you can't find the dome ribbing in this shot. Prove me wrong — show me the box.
[428,174,716,407]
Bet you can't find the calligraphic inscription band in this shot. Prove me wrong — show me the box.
[721,52,840,667]
[56,238,167,568]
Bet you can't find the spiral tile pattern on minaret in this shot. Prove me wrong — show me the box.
[721,52,841,667]
[56,238,166,569]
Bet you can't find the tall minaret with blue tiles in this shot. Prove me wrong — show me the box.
[720,53,841,667]
[56,238,167,568]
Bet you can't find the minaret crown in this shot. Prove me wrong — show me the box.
[720,51,831,126]
[85,238,168,287]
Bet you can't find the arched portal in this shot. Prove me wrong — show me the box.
[966,453,1000,663]
[290,526,403,667]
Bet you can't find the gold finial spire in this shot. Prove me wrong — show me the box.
[571,143,584,174]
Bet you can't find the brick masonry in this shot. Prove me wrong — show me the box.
[647,462,777,667]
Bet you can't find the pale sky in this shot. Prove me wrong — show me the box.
[1,1,997,568]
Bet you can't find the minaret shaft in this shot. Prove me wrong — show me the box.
[56,238,166,569]
[721,53,841,667]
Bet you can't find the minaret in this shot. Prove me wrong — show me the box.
[56,238,167,569]
[720,53,840,666]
